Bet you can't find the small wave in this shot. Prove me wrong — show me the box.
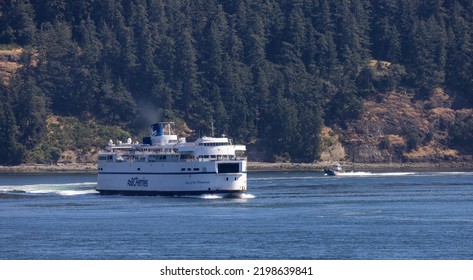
[56,190,98,196]
[239,193,256,199]
[337,172,416,177]
[338,171,473,177]
[1,182,96,189]
[423,171,473,176]
[200,194,223,199]
[0,182,97,196]
[200,193,256,199]
[222,193,256,199]
[197,193,255,200]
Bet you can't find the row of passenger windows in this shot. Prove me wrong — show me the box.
[99,155,112,161]
[99,154,232,162]
[149,154,179,161]
[181,167,201,171]
[198,142,229,146]
[198,155,232,159]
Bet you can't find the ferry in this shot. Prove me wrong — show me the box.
[96,122,247,195]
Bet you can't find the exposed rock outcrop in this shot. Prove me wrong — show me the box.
[337,90,473,163]
[0,48,22,85]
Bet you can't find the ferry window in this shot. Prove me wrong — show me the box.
[149,155,157,162]
[181,168,185,171]
[218,163,240,173]
[193,168,199,171]
[99,155,107,161]
[187,168,191,171]
[180,154,193,160]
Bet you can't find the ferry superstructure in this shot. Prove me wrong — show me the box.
[96,122,247,195]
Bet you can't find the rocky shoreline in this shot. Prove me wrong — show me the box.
[248,161,473,171]
[0,163,98,173]
[1,161,473,173]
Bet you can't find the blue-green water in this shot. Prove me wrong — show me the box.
[1,170,473,259]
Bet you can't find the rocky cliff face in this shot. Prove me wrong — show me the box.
[334,90,473,163]
[0,48,22,85]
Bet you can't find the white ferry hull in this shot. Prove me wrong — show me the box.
[97,161,247,195]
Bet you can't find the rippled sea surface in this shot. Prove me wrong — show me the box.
[1,170,473,259]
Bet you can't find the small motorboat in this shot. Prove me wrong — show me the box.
[324,163,344,176]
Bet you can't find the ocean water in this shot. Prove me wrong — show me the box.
[1,170,473,260]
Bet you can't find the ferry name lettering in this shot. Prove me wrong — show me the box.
[185,181,211,185]
[127,177,148,187]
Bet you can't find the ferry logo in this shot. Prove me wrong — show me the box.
[127,177,149,187]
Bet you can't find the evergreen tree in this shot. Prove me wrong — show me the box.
[445,0,473,105]
[127,0,158,100]
[333,0,372,88]
[35,21,82,115]
[327,91,365,129]
[298,97,323,162]
[411,17,447,96]
[96,70,136,124]
[284,0,308,59]
[174,27,203,125]
[398,0,417,68]
[0,0,36,45]
[371,0,401,62]
[264,86,299,161]
[0,84,25,165]
[8,72,48,149]
[30,0,67,23]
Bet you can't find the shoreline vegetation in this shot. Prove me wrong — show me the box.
[1,161,473,173]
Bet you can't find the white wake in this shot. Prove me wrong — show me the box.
[0,182,97,196]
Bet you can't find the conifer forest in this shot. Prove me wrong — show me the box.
[1,0,473,165]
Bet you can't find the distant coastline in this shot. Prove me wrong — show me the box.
[247,161,473,171]
[1,161,473,173]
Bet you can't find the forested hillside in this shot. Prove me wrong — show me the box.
[1,0,473,165]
